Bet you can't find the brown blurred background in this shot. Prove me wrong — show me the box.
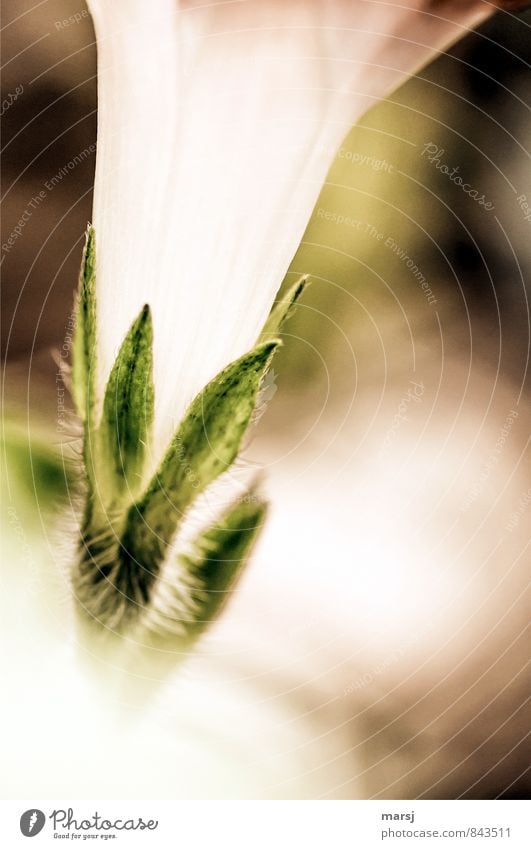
[3,2,530,409]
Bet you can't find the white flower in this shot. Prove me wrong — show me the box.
[88,0,490,451]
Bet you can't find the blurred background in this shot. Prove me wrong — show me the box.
[2,1,530,800]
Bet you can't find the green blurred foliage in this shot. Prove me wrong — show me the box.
[2,416,72,525]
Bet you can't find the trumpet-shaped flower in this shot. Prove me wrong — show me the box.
[74,0,496,649]
[89,0,492,446]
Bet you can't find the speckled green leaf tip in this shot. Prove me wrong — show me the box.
[99,303,154,502]
[120,339,279,584]
[142,491,268,648]
[70,225,306,650]
[71,225,96,425]
[184,493,268,633]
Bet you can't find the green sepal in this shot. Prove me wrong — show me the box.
[144,491,268,646]
[118,341,279,593]
[185,492,268,635]
[259,275,309,341]
[99,304,154,502]
[71,225,97,425]
[70,228,283,642]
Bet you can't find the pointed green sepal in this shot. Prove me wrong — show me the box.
[185,493,268,634]
[118,341,279,588]
[143,491,268,646]
[99,304,154,501]
[259,275,309,341]
[71,225,97,424]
